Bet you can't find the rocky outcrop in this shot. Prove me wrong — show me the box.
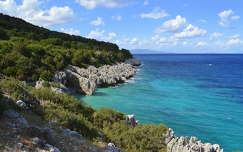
[165,128,223,152]
[16,100,27,109]
[125,114,138,127]
[105,143,121,152]
[54,63,137,96]
[35,80,45,89]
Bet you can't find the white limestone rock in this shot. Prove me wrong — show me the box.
[55,63,137,95]
[165,128,223,152]
[16,100,27,109]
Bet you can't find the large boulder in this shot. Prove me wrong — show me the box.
[125,114,138,127]
[63,69,96,96]
[35,80,45,89]
[105,143,121,152]
[16,100,27,109]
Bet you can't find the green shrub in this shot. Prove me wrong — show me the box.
[0,77,30,101]
[103,122,167,152]
[93,107,125,129]
[44,102,99,139]
[32,88,94,119]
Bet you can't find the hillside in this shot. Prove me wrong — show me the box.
[0,13,132,81]
[0,13,168,152]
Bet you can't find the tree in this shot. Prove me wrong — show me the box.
[0,28,9,40]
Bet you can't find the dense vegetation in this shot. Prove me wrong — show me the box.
[0,77,167,152]
[0,13,132,81]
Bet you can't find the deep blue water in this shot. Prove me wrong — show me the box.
[80,54,243,151]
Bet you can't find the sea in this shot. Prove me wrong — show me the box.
[79,54,243,151]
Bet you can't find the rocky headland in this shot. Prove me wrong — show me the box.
[53,62,138,96]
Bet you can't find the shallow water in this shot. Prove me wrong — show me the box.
[79,54,243,151]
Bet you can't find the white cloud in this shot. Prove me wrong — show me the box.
[226,39,243,45]
[76,0,132,9]
[231,34,240,39]
[196,41,208,47]
[60,28,81,36]
[112,15,122,21]
[88,29,117,41]
[90,17,105,26]
[156,15,186,33]
[143,0,149,5]
[0,0,74,27]
[211,32,223,38]
[140,7,169,19]
[218,10,240,27]
[88,29,104,39]
[174,24,207,39]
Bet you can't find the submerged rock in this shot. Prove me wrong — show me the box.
[165,128,223,152]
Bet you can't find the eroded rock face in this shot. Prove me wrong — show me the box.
[165,128,223,152]
[54,63,137,95]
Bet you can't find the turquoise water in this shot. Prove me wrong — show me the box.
[79,54,243,151]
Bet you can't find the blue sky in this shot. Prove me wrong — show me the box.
[0,0,243,53]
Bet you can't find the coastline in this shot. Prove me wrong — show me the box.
[77,59,224,152]
[0,58,224,152]
[51,58,141,96]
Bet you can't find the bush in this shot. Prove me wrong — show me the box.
[32,88,94,119]
[93,107,125,129]
[0,77,30,101]
[44,102,99,139]
[103,122,167,152]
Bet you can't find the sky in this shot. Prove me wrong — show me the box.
[0,0,243,53]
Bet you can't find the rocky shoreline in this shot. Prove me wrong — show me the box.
[33,58,224,152]
[53,60,140,96]
[165,128,223,152]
